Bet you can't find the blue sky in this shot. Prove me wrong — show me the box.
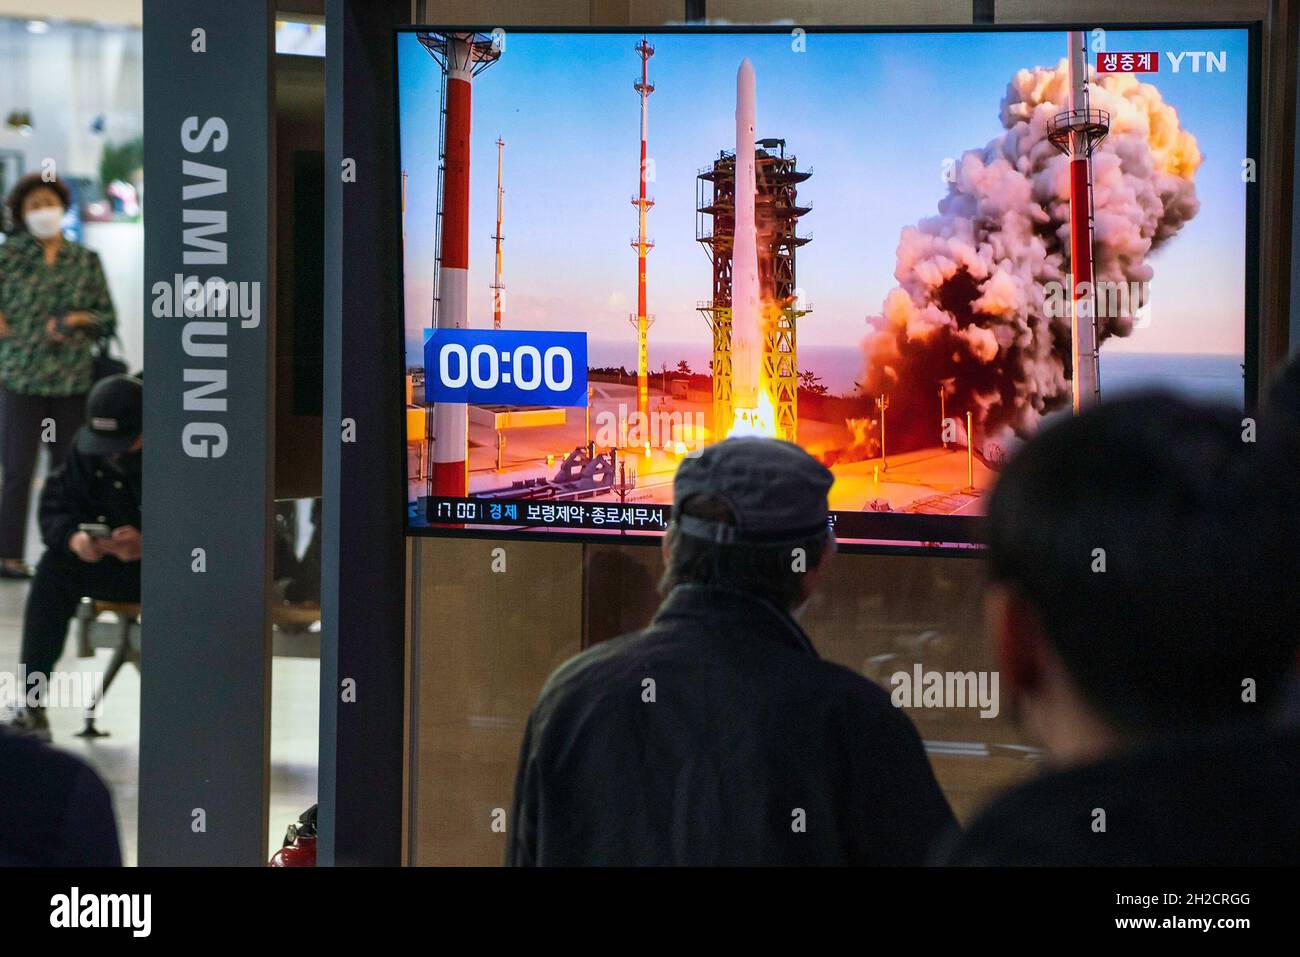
[399,27,1249,368]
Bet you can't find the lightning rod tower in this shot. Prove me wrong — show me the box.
[630,37,656,424]
[491,136,504,329]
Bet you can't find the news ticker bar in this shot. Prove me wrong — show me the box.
[420,496,985,545]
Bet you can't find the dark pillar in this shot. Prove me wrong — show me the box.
[319,0,408,866]
[138,0,274,865]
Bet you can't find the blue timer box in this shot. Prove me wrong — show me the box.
[424,328,588,407]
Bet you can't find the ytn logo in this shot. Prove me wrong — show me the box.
[1165,51,1227,73]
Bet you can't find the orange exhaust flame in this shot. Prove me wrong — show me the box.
[728,386,779,439]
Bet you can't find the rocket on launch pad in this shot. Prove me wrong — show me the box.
[730,58,766,436]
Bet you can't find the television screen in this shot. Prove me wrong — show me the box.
[397,24,1256,548]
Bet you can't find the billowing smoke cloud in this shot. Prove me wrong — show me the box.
[860,60,1202,455]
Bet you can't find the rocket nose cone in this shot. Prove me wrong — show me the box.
[738,57,755,84]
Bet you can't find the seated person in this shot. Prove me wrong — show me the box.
[939,393,1300,865]
[7,375,142,740]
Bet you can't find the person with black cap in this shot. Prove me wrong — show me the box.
[936,394,1300,866]
[507,436,955,866]
[5,374,142,740]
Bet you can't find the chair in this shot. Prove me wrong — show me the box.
[69,600,322,736]
[272,602,322,631]
[74,599,141,738]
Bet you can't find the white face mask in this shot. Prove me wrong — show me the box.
[24,207,64,240]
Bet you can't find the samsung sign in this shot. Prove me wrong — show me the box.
[148,115,266,459]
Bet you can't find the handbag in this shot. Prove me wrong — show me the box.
[92,334,129,382]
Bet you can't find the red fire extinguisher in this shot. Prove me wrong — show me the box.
[269,804,317,866]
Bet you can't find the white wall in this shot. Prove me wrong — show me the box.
[0,17,142,190]
[0,1,140,26]
[84,220,143,374]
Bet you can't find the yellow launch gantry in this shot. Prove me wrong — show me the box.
[696,138,811,442]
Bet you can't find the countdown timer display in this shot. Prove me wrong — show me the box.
[423,328,588,407]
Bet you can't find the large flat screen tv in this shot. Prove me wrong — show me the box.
[397,23,1258,550]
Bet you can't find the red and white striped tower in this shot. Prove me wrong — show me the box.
[419,32,500,496]
[1049,32,1109,413]
[630,37,656,425]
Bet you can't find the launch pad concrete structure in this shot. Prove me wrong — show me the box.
[696,63,811,443]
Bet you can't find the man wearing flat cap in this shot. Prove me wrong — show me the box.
[6,374,142,740]
[508,436,955,865]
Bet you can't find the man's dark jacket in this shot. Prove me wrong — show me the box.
[938,722,1300,866]
[39,447,141,551]
[507,584,956,866]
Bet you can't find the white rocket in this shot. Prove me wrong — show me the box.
[731,58,761,415]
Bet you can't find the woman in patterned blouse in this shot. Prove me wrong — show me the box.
[0,173,116,578]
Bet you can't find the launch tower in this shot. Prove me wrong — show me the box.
[491,136,504,329]
[1047,30,1109,413]
[418,31,500,497]
[697,139,811,442]
[630,37,656,425]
